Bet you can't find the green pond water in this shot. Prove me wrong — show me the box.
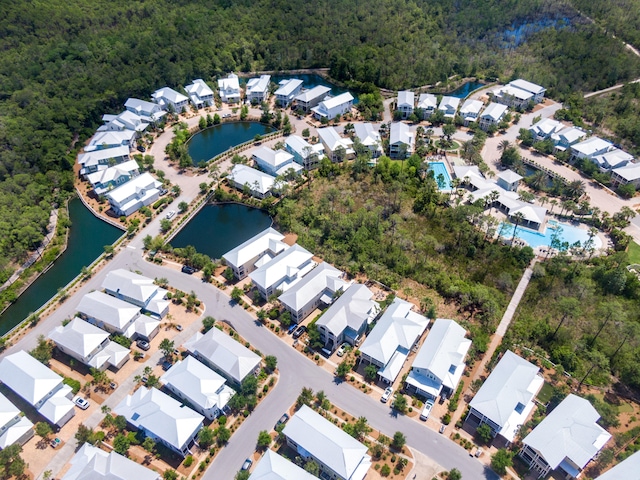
[187,122,273,164]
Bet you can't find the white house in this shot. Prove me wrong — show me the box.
[396,91,415,119]
[222,227,288,280]
[312,92,354,121]
[316,283,379,351]
[106,172,162,217]
[218,73,241,103]
[77,290,159,341]
[228,164,276,199]
[317,127,355,162]
[161,356,235,420]
[529,118,563,141]
[497,169,523,192]
[438,96,460,118]
[389,122,414,159]
[62,443,161,480]
[489,84,534,109]
[417,93,438,119]
[245,75,271,103]
[611,162,640,189]
[249,449,317,480]
[0,350,75,427]
[459,99,484,126]
[78,145,130,176]
[295,85,331,112]
[87,130,136,150]
[285,135,325,170]
[509,79,546,103]
[479,102,508,130]
[283,405,372,480]
[48,318,130,371]
[102,269,170,318]
[99,110,149,133]
[275,79,303,107]
[0,393,34,450]
[185,79,214,108]
[551,126,587,151]
[249,244,316,299]
[592,148,634,171]
[151,87,189,113]
[115,387,203,457]
[466,350,543,444]
[353,123,383,158]
[359,298,429,384]
[183,327,261,385]
[252,146,296,176]
[279,262,349,323]
[570,136,614,162]
[520,394,611,479]
[405,319,471,400]
[596,450,640,480]
[124,98,167,123]
[86,159,139,196]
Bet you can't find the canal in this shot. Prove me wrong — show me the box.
[270,73,359,104]
[447,80,486,98]
[0,198,122,335]
[171,203,272,260]
[187,122,274,164]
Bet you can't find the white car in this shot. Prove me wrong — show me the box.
[420,399,434,421]
[165,210,176,219]
[381,387,393,403]
[336,343,349,357]
[73,396,90,410]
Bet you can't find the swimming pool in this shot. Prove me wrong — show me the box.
[499,220,602,250]
[428,162,453,191]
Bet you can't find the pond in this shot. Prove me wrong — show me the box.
[187,122,274,164]
[0,198,122,335]
[447,81,486,99]
[171,203,272,260]
[270,73,359,104]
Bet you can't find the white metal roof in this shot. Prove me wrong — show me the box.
[523,394,611,471]
[509,79,546,95]
[481,102,508,122]
[295,85,331,103]
[38,386,75,426]
[278,262,347,313]
[222,227,286,269]
[389,122,413,146]
[317,127,354,152]
[283,405,371,480]
[252,146,294,169]
[460,99,484,117]
[498,169,522,184]
[102,268,160,305]
[77,291,141,331]
[152,87,188,105]
[285,135,324,158]
[0,393,20,431]
[246,75,271,95]
[613,162,640,181]
[63,443,160,480]
[249,244,315,292]
[438,96,460,111]
[353,123,381,148]
[249,449,317,480]
[105,172,161,204]
[0,350,63,406]
[229,165,275,194]
[596,450,640,480]
[0,416,33,450]
[88,130,135,149]
[553,126,586,145]
[125,98,164,116]
[185,79,213,98]
[317,92,354,111]
[316,284,378,337]
[78,145,130,167]
[493,85,533,101]
[397,90,414,108]
[418,93,437,109]
[529,118,563,137]
[571,137,613,157]
[48,317,109,358]
[86,160,139,187]
[275,79,303,97]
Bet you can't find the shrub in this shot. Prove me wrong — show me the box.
[184,455,194,467]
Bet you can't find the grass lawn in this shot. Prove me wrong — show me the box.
[537,382,554,404]
[628,241,640,265]
[435,140,460,151]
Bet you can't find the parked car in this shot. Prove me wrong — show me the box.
[165,210,176,219]
[181,265,196,274]
[381,387,393,403]
[475,448,483,458]
[287,323,299,335]
[439,424,446,434]
[336,343,348,357]
[420,399,434,421]
[275,413,289,429]
[136,339,150,351]
[162,360,173,371]
[241,458,252,471]
[175,324,183,331]
[109,381,118,390]
[73,396,90,410]
[292,325,307,339]
[159,188,168,196]
[137,145,146,152]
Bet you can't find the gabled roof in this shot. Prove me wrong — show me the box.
[295,85,331,103]
[316,284,377,337]
[185,79,213,98]
[125,98,163,116]
[278,262,347,313]
[509,79,546,95]
[317,127,354,152]
[252,146,294,169]
[359,298,429,366]
[228,165,275,195]
[553,126,586,145]
[77,291,141,331]
[183,327,261,384]
[389,122,413,146]
[249,450,317,480]
[102,268,160,304]
[285,135,324,158]
[353,123,381,148]
[38,386,75,426]
[523,394,611,470]
[317,92,354,111]
[223,227,286,269]
[0,416,33,450]
[105,172,161,204]
[438,96,460,111]
[88,130,136,149]
[509,204,546,225]
[249,244,314,292]
[283,405,371,480]
[161,356,234,411]
[218,73,240,92]
[86,160,139,187]
[481,102,508,122]
[48,317,109,358]
[571,137,613,157]
[0,350,63,405]
[0,393,20,430]
[115,387,203,452]
[246,75,271,95]
[62,443,160,480]
[613,162,640,182]
[275,79,303,96]
[592,148,634,169]
[529,118,563,137]
[498,169,522,184]
[78,146,130,167]
[596,450,640,480]
[397,90,414,108]
[418,93,437,109]
[460,99,484,117]
[492,85,533,101]
[152,87,188,105]
[469,350,541,428]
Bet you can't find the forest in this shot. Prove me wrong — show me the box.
[1,0,640,275]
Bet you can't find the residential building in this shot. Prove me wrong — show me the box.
[78,145,130,176]
[596,450,640,480]
[312,92,354,121]
[459,99,484,126]
[151,87,189,112]
[115,387,203,457]
[389,122,414,159]
[124,98,167,123]
[551,126,587,151]
[252,146,295,176]
[279,262,349,323]
[570,136,614,162]
[489,84,534,109]
[48,318,130,370]
[218,73,241,103]
[316,284,379,351]
[0,393,34,450]
[183,327,261,385]
[285,135,325,170]
[185,79,214,108]
[359,298,429,384]
[396,90,415,119]
[0,350,75,427]
[161,356,234,420]
[353,123,383,158]
[86,159,139,196]
[497,169,522,192]
[87,130,136,150]
[62,443,161,480]
[249,449,317,480]
[245,75,271,103]
[222,227,287,280]
[275,79,303,107]
[529,118,563,141]
[611,162,640,189]
[317,127,355,162]
[228,164,276,199]
[417,93,438,119]
[249,244,316,299]
[520,394,611,479]
[509,79,546,103]
[106,172,162,217]
[295,85,331,112]
[479,102,508,130]
[591,148,633,171]
[438,96,460,118]
[405,319,471,400]
[77,291,159,341]
[283,405,372,480]
[102,269,170,318]
[466,350,544,444]
[99,110,149,133]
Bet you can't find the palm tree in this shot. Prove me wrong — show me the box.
[497,140,511,152]
[461,140,476,163]
[488,190,500,214]
[510,212,525,246]
[565,180,585,200]
[530,170,548,191]
[549,199,558,214]
[619,206,637,223]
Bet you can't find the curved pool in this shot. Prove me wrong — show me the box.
[499,220,602,250]
[187,122,274,164]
